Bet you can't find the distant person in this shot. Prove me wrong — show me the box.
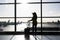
[28,12,37,32]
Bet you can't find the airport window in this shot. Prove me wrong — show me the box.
[0,0,14,3]
[0,0,41,32]
[16,4,41,31]
[0,1,14,32]
[42,0,60,32]
[0,0,60,40]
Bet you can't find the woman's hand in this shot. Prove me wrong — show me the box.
[28,19,32,22]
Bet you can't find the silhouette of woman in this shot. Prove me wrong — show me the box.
[28,12,37,32]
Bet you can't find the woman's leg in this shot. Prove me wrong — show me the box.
[32,24,34,36]
[35,24,37,35]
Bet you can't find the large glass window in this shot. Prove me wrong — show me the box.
[17,18,41,31]
[17,0,40,3]
[0,1,14,32]
[0,5,14,17]
[17,4,40,31]
[0,0,14,3]
[42,0,60,2]
[0,18,14,32]
[42,4,60,17]
[0,0,60,40]
[17,4,40,17]
[42,1,60,32]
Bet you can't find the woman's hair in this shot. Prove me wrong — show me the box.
[33,12,37,16]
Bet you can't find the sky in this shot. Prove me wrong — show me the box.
[42,4,60,16]
[0,0,60,17]
[0,0,60,22]
[0,0,14,3]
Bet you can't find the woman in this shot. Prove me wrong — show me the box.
[28,12,37,32]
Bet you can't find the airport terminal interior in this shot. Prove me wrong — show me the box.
[0,0,60,40]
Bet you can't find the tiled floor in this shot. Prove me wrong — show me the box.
[0,35,60,40]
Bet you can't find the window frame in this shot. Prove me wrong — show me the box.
[0,0,59,35]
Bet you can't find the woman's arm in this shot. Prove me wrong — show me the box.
[28,16,33,22]
[28,19,32,22]
[28,18,33,22]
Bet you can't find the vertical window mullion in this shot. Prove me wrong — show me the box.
[41,0,42,35]
[15,0,16,32]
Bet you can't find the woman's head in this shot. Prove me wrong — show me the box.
[32,12,37,16]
